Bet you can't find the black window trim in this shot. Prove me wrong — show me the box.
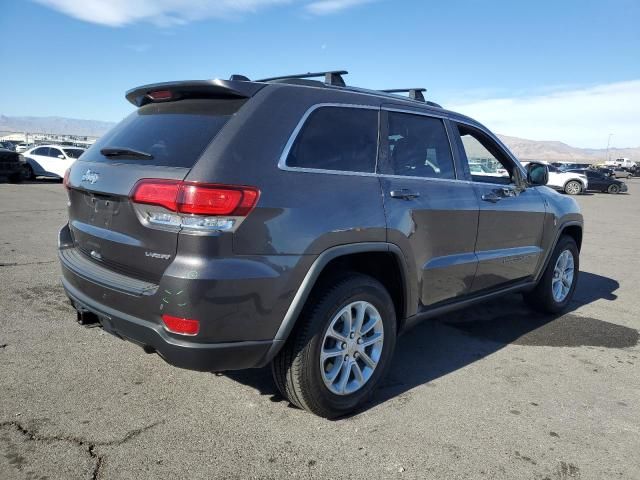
[451,118,528,187]
[278,103,381,177]
[378,107,458,181]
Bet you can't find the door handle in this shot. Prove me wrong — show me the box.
[481,191,501,203]
[482,187,516,203]
[390,189,420,200]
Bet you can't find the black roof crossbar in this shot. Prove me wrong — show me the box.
[380,88,427,102]
[256,70,348,87]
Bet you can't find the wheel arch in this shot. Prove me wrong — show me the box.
[534,220,583,284]
[261,243,412,364]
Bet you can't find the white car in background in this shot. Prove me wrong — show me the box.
[522,161,588,195]
[15,143,34,153]
[23,145,85,180]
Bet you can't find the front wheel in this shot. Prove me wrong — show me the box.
[272,273,397,418]
[524,235,579,314]
[564,180,582,195]
[608,184,620,194]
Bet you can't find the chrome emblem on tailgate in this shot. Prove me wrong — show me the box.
[145,252,171,260]
[81,170,99,184]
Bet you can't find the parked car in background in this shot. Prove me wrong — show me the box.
[628,164,640,177]
[23,145,85,179]
[0,147,25,183]
[522,162,587,195]
[567,169,628,194]
[15,143,34,153]
[557,162,591,171]
[594,166,615,177]
[468,163,495,176]
[606,158,636,169]
[610,167,632,179]
[0,141,16,151]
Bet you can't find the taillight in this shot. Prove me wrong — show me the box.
[178,184,258,216]
[63,169,71,189]
[161,314,199,336]
[130,179,260,232]
[131,180,180,211]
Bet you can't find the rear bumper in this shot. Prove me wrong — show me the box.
[62,277,275,371]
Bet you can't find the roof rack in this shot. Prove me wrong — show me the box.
[256,70,348,87]
[380,88,427,102]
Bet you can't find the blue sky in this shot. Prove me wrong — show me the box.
[1,0,639,148]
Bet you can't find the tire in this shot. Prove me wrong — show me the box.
[23,165,35,181]
[563,180,582,195]
[524,235,579,314]
[272,273,397,418]
[608,184,620,194]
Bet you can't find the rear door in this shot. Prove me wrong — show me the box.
[66,98,246,282]
[379,108,479,307]
[47,147,68,177]
[451,122,546,292]
[28,147,52,175]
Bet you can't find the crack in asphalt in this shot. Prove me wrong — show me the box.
[0,419,164,479]
[0,260,57,267]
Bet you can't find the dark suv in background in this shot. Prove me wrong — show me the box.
[59,71,583,417]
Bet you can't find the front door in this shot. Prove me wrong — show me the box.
[379,109,479,309]
[451,122,546,292]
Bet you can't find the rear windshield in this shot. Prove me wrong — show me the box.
[81,98,246,168]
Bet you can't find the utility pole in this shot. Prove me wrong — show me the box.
[606,133,614,163]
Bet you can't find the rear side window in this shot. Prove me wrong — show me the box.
[386,112,455,179]
[81,99,246,168]
[33,147,49,156]
[63,148,85,159]
[286,106,378,173]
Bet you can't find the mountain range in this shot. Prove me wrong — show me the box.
[1,114,637,163]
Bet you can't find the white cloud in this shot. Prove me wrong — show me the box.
[34,0,294,27]
[305,0,375,15]
[449,80,640,149]
[34,0,373,26]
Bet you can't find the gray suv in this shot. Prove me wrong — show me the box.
[59,71,583,417]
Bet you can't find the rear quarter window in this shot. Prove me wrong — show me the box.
[81,98,246,168]
[285,106,378,173]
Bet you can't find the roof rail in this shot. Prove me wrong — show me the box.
[380,88,427,102]
[256,70,348,87]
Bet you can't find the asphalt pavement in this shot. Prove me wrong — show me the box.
[1,178,638,479]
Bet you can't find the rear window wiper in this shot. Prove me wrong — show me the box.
[100,147,153,160]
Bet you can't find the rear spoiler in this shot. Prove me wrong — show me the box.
[125,79,266,107]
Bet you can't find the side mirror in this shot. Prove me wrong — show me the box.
[58,154,65,159]
[526,163,549,186]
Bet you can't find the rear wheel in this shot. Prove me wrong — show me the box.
[608,184,620,194]
[23,165,35,181]
[564,180,582,195]
[272,273,397,418]
[524,235,579,314]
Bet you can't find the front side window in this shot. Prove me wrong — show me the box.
[285,106,378,173]
[385,112,455,179]
[455,124,516,184]
[49,148,63,158]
